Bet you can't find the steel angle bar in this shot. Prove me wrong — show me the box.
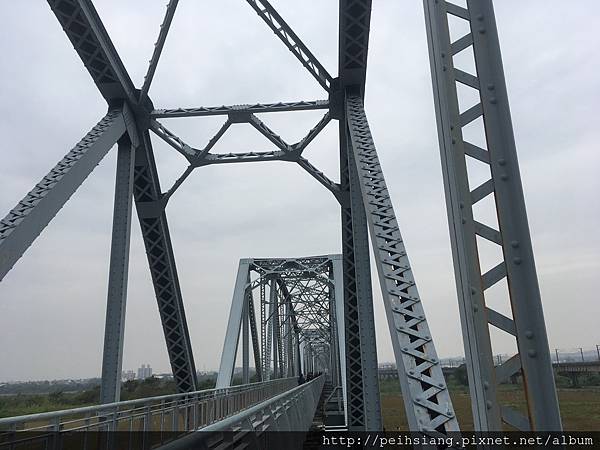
[0,110,126,282]
[200,151,285,166]
[247,114,291,152]
[47,0,136,103]
[246,0,333,91]
[152,100,329,118]
[140,0,179,99]
[292,112,332,154]
[149,119,198,161]
[345,94,459,433]
[297,157,341,202]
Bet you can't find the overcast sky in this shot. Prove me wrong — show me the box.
[0,1,598,382]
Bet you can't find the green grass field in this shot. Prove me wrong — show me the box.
[379,379,600,431]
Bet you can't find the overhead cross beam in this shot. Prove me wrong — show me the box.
[152,100,329,118]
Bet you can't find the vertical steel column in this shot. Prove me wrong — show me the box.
[216,260,251,388]
[265,281,275,380]
[423,0,499,430]
[100,137,135,404]
[333,255,348,419]
[346,95,459,433]
[248,291,262,381]
[260,277,267,380]
[423,0,561,431]
[242,290,250,384]
[339,112,382,430]
[273,283,281,378]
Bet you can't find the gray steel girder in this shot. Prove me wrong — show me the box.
[423,0,561,431]
[339,117,382,431]
[100,137,135,404]
[346,94,459,433]
[339,0,372,92]
[152,100,329,119]
[0,110,126,282]
[246,0,333,91]
[47,0,136,104]
[133,131,198,393]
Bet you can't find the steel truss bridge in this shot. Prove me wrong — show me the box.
[0,0,564,446]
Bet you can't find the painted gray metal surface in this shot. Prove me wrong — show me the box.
[100,138,135,404]
[216,260,251,388]
[47,0,136,104]
[0,111,125,282]
[423,0,562,431]
[139,0,179,99]
[133,132,199,393]
[346,94,459,433]
[247,0,332,91]
[152,100,329,118]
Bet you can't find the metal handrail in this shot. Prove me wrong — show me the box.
[157,375,325,450]
[0,377,297,434]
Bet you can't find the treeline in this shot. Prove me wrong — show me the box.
[0,376,216,419]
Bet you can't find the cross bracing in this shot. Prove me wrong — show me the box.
[0,0,562,436]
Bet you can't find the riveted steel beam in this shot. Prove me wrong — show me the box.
[339,0,372,93]
[152,100,329,118]
[140,0,179,99]
[133,131,198,393]
[47,0,136,104]
[246,0,333,91]
[346,94,459,433]
[0,111,126,282]
[423,0,561,431]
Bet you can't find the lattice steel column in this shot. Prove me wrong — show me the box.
[339,116,382,431]
[0,111,125,281]
[346,95,459,433]
[100,137,135,404]
[242,290,250,384]
[423,0,561,431]
[248,291,262,381]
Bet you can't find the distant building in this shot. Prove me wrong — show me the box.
[137,364,153,380]
[122,370,135,382]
